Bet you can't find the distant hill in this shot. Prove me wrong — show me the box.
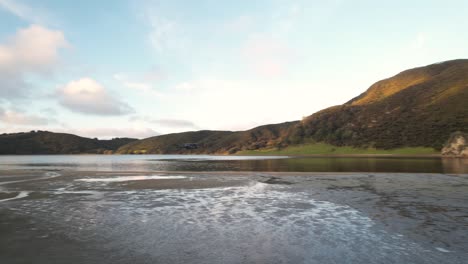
[116,122,298,154]
[116,59,468,154]
[0,131,137,154]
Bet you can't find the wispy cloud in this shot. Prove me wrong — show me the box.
[0,0,54,25]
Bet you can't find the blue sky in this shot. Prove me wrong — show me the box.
[0,0,467,138]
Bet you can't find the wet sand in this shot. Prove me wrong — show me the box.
[0,170,467,263]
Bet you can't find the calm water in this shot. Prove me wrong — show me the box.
[0,154,466,173]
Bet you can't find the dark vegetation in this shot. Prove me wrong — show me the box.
[0,131,136,154]
[116,122,298,154]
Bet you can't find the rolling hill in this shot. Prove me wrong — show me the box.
[116,59,468,154]
[116,121,298,154]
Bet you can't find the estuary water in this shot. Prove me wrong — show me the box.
[0,154,466,173]
[0,155,467,264]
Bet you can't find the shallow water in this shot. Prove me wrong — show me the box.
[0,155,467,263]
[1,173,465,264]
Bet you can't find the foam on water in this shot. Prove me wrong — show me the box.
[0,191,30,202]
[435,247,451,253]
[75,175,187,182]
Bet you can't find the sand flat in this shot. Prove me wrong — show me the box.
[0,169,467,263]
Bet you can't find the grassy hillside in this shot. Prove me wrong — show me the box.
[0,131,137,154]
[117,59,468,155]
[237,142,437,155]
[296,59,468,150]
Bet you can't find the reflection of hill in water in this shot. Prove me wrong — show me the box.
[0,155,466,173]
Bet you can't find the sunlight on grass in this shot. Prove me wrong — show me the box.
[237,142,437,155]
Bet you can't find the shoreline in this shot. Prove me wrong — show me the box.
[0,153,465,158]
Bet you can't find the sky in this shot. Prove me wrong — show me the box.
[0,0,467,139]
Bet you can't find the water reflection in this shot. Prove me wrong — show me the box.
[0,155,466,174]
[188,157,466,173]
[441,158,468,174]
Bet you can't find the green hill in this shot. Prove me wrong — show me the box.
[0,131,137,154]
[297,59,468,150]
[117,59,468,155]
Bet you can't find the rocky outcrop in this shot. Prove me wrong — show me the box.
[442,132,468,157]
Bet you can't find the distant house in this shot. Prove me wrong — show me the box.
[183,143,198,149]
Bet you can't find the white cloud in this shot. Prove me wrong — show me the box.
[0,107,51,125]
[57,78,134,116]
[0,24,67,72]
[0,24,67,99]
